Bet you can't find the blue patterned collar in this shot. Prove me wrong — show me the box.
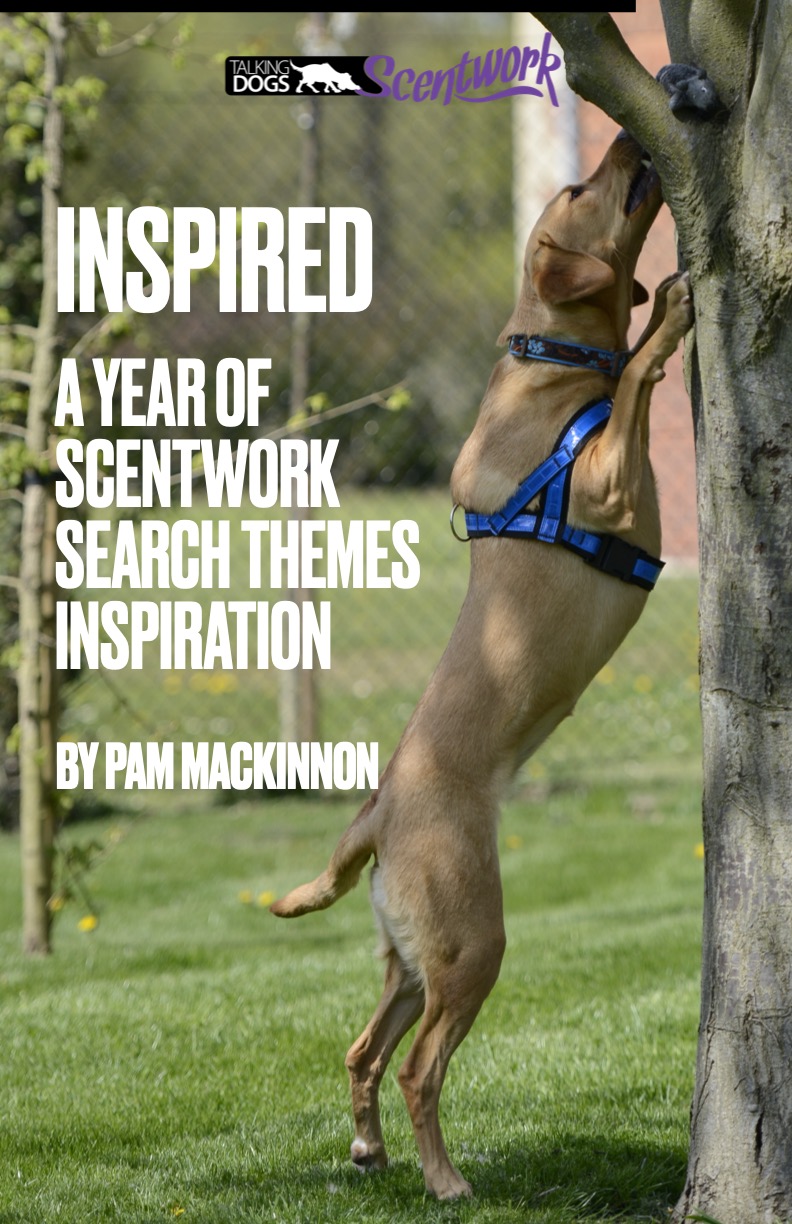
[508,334,632,378]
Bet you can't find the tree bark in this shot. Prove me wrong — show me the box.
[674,3,792,1218]
[19,11,65,955]
[679,272,792,1222]
[533,4,792,1219]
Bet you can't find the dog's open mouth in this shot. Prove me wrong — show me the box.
[625,155,660,215]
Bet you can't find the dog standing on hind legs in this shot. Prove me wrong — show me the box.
[271,130,693,1201]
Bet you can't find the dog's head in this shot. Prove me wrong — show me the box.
[499,133,662,346]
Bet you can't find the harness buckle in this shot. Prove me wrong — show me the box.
[586,534,641,582]
[449,503,471,542]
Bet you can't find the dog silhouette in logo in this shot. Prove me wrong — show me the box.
[294,62,358,94]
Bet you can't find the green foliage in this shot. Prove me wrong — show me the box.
[4,719,19,755]
[49,833,104,918]
[0,440,33,489]
[385,388,412,412]
[0,16,47,322]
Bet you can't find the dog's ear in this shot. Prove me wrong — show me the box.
[532,239,616,306]
[632,278,649,306]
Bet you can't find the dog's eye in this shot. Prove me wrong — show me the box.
[569,186,585,200]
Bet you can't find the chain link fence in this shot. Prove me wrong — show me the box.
[3,10,701,822]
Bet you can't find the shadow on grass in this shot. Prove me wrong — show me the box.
[468,1131,685,1219]
[179,1131,685,1222]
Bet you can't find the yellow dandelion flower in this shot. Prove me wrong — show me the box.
[162,673,183,694]
[207,672,237,694]
[694,843,705,860]
[505,835,523,850]
[238,890,253,905]
[257,890,276,907]
[596,664,615,685]
[634,674,653,694]
[78,914,98,932]
[171,1207,185,1219]
[527,759,546,779]
[48,894,65,913]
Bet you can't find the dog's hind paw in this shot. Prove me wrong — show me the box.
[350,1137,388,1172]
[426,1167,473,1201]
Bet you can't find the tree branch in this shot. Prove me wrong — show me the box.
[531,12,692,186]
[0,323,38,340]
[44,313,122,403]
[93,12,178,58]
[0,369,33,387]
[170,381,409,487]
[267,382,408,441]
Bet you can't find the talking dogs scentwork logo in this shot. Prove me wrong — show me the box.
[225,57,368,96]
[226,36,563,105]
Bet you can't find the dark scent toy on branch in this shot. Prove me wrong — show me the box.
[656,64,724,119]
[271,132,693,1200]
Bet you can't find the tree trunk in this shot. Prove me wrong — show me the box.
[675,274,792,1222]
[673,3,792,1217]
[532,4,792,1218]
[19,11,65,954]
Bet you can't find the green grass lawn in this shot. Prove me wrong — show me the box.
[7,487,704,1220]
[0,774,703,1223]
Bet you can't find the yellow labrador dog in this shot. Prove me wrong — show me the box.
[272,131,692,1201]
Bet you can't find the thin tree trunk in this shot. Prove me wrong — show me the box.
[19,11,65,954]
[279,13,328,746]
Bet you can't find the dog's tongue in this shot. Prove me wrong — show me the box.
[625,156,659,215]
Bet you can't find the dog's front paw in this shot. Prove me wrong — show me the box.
[645,271,684,335]
[664,271,694,340]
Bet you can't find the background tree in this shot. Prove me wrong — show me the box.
[1,12,180,953]
[7,11,67,955]
[533,5,792,1221]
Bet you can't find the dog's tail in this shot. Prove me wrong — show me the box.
[270,794,377,918]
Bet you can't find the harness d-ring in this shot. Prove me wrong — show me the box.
[449,503,471,542]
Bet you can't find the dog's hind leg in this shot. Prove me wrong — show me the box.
[345,950,425,1172]
[397,925,506,1200]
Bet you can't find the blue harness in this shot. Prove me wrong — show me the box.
[459,396,664,592]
